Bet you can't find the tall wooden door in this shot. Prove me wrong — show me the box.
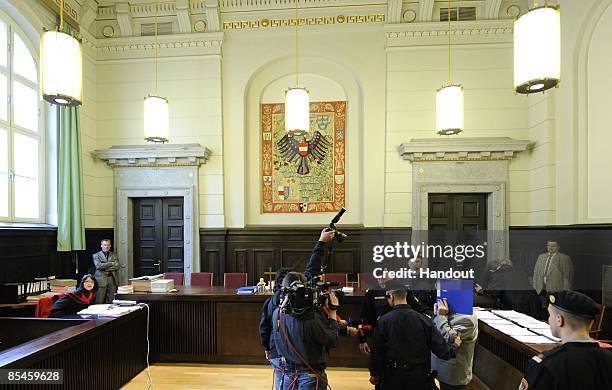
[428,193,487,269]
[428,193,487,231]
[133,197,184,276]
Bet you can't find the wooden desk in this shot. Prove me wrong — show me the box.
[474,319,559,390]
[117,286,369,367]
[0,301,37,317]
[0,310,147,390]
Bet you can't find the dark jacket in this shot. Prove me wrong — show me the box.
[522,342,612,389]
[370,304,454,389]
[259,290,282,358]
[271,240,340,367]
[49,290,96,318]
[359,288,434,343]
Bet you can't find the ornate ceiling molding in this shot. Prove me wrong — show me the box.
[93,144,212,167]
[384,19,513,47]
[385,19,513,39]
[399,137,532,162]
[222,13,385,30]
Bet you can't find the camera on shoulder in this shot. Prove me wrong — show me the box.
[280,276,345,315]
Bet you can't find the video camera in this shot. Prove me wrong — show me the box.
[328,207,347,242]
[280,275,345,316]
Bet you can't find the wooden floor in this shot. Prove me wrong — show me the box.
[122,363,491,390]
[122,363,372,389]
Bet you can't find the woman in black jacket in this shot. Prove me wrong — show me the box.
[49,274,98,317]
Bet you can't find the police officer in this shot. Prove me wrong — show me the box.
[272,228,339,389]
[369,289,459,390]
[359,278,434,355]
[520,290,612,389]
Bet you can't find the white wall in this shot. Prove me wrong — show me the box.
[385,33,530,226]
[586,3,612,220]
[224,24,386,227]
[547,0,612,224]
[13,0,612,229]
[91,47,225,228]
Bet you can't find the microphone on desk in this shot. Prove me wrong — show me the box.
[112,299,137,306]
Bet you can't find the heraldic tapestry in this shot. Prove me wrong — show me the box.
[261,101,346,213]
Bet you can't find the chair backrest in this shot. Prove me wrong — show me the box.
[357,272,378,290]
[191,272,213,287]
[164,272,184,287]
[322,273,348,288]
[224,273,248,289]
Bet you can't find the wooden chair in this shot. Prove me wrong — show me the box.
[322,273,348,288]
[190,272,213,287]
[590,304,606,339]
[224,273,248,289]
[357,272,378,290]
[164,272,184,287]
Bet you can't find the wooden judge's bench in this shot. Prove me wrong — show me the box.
[116,286,369,367]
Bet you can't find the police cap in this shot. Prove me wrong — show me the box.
[548,290,600,319]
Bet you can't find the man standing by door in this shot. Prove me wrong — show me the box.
[532,240,573,306]
[93,238,120,304]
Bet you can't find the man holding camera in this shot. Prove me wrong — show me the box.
[272,228,339,389]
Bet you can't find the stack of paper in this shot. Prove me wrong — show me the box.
[78,304,141,318]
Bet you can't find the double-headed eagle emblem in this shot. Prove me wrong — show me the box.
[277,130,331,175]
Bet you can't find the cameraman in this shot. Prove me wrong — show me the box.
[260,267,292,389]
[272,228,339,389]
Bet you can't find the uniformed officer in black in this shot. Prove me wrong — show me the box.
[359,278,434,355]
[369,289,458,390]
[520,290,612,390]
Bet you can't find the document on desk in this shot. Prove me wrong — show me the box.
[488,323,535,336]
[474,310,502,320]
[481,318,513,326]
[532,328,561,342]
[512,334,559,344]
[130,274,164,281]
[78,304,141,317]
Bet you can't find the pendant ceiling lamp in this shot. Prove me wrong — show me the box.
[436,0,464,136]
[40,0,82,106]
[514,1,560,94]
[285,0,309,133]
[144,0,170,143]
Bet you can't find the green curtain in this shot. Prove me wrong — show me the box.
[56,23,85,252]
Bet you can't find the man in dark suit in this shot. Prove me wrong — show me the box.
[93,238,120,304]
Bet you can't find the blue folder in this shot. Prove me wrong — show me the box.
[436,279,474,315]
[236,285,257,295]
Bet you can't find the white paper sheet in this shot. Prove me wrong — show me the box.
[511,335,559,344]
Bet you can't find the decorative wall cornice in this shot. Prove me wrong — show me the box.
[222,13,385,30]
[93,144,212,167]
[399,137,532,162]
[96,33,224,52]
[385,19,514,45]
[77,31,224,60]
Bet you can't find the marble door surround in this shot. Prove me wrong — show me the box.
[399,137,531,264]
[93,144,211,285]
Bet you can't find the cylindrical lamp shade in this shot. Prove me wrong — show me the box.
[285,87,310,132]
[40,30,82,106]
[514,6,560,94]
[436,84,464,135]
[144,95,170,143]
